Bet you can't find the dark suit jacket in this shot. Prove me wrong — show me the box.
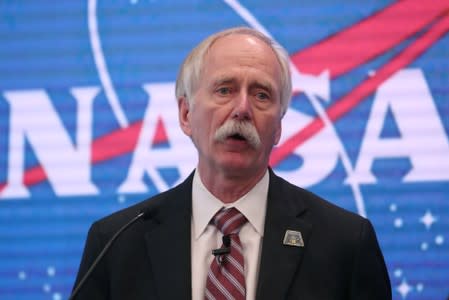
[73,170,391,299]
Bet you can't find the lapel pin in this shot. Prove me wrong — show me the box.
[283,230,304,247]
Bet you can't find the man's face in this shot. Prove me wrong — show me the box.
[179,33,283,178]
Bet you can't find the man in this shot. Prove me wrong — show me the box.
[73,27,392,299]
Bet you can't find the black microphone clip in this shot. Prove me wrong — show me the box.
[212,235,231,264]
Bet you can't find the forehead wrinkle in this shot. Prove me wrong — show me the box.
[249,79,275,93]
[211,73,276,91]
[211,75,237,86]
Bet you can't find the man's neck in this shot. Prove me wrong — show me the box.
[197,165,267,204]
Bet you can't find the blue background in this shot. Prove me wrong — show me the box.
[1,1,448,299]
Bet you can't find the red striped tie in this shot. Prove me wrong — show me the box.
[205,208,247,300]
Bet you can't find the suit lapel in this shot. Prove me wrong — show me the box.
[256,170,312,300]
[138,170,312,299]
[143,174,193,300]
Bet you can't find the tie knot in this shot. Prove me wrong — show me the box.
[212,207,247,235]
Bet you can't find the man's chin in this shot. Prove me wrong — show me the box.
[221,137,257,151]
[217,155,263,176]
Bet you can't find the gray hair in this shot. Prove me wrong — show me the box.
[175,27,292,117]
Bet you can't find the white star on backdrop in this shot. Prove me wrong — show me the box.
[52,293,62,300]
[420,242,428,251]
[18,271,26,280]
[420,210,437,230]
[118,195,126,203]
[416,283,424,292]
[394,217,403,228]
[435,235,444,245]
[397,278,413,299]
[389,203,397,212]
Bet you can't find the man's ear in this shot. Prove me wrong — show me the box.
[178,96,192,136]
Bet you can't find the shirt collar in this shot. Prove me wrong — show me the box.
[192,169,269,239]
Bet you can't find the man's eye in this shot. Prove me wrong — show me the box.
[216,87,231,95]
[256,92,269,101]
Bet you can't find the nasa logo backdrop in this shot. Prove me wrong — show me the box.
[1,0,448,299]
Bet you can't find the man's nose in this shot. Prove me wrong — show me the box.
[232,92,252,120]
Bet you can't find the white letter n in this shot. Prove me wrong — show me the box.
[1,87,99,199]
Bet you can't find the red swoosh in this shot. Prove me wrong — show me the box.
[291,0,449,78]
[270,10,449,166]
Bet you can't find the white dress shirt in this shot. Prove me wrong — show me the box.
[191,169,269,300]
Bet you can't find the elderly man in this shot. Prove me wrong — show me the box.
[73,27,391,299]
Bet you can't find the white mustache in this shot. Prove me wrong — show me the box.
[214,120,261,149]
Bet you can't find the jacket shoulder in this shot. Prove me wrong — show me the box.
[271,171,366,227]
[90,173,193,236]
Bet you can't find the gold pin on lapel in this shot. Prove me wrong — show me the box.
[283,230,304,247]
